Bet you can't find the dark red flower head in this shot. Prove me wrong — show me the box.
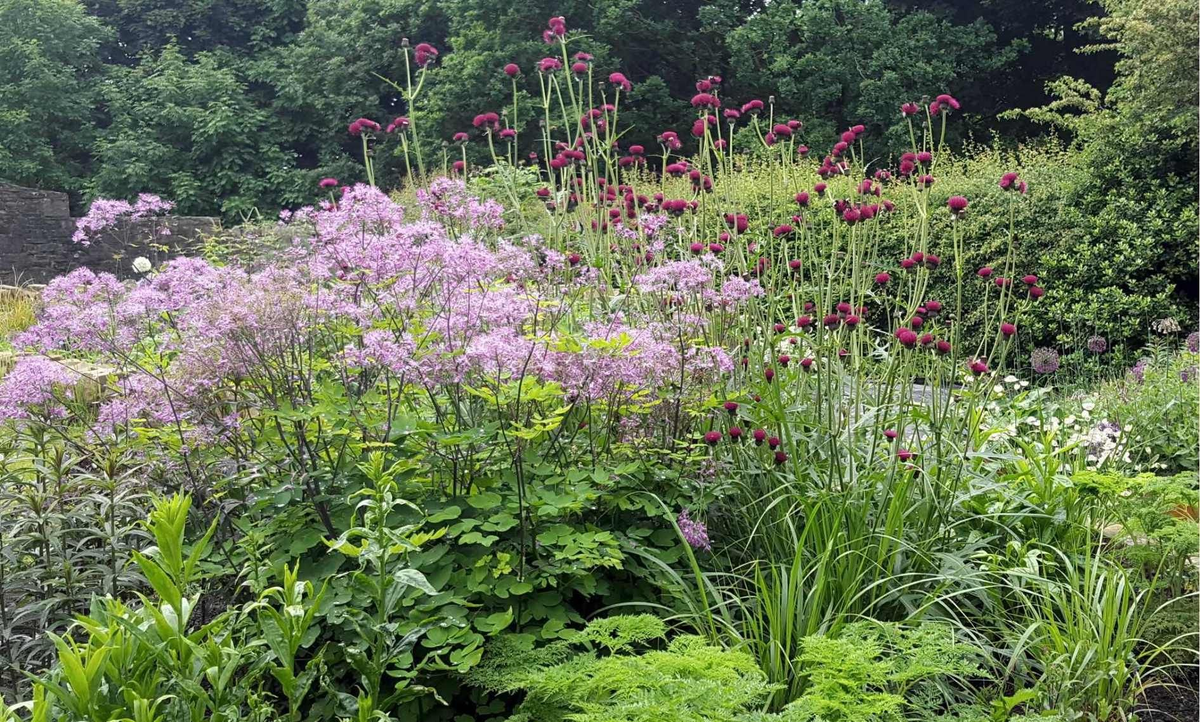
[504,63,520,77]
[741,99,765,114]
[348,118,381,135]
[318,177,338,189]
[608,72,632,92]
[900,102,920,117]
[703,430,722,446]
[413,43,438,67]
[1001,323,1016,337]
[947,195,968,216]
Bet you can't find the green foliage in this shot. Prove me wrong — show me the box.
[783,623,987,722]
[726,0,1014,149]
[0,0,108,197]
[468,615,782,722]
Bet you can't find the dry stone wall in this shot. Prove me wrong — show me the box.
[0,183,218,283]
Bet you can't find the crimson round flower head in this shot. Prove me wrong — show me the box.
[691,92,720,109]
[845,314,860,328]
[795,191,810,206]
[778,354,791,367]
[925,300,942,314]
[897,448,916,462]
[772,123,792,137]
[936,340,952,355]
[348,118,380,135]
[884,429,898,439]
[723,108,741,121]
[900,102,920,117]
[814,182,827,196]
[947,195,968,216]
[800,357,814,370]
[764,367,775,382]
[935,93,961,110]
[767,436,780,450]
[729,426,744,441]
[823,313,840,329]
[924,254,941,268]
[571,61,588,75]
[318,177,338,189]
[874,272,891,285]
[773,323,786,334]
[1028,286,1045,300]
[977,266,993,279]
[896,329,918,348]
[1001,322,1016,337]
[689,242,705,255]
[703,430,722,446]
[608,72,632,92]
[413,42,438,67]
[773,224,794,237]
[452,160,465,172]
[999,171,1019,190]
[994,277,1010,288]
[723,401,739,415]
[909,316,924,329]
[774,450,788,465]
[900,258,916,270]
[796,315,813,329]
[788,259,802,271]
[547,15,567,37]
[567,253,581,266]
[969,358,989,375]
[919,333,933,346]
[386,116,410,133]
[753,428,767,445]
[1022,274,1038,285]
[453,131,470,142]
[538,57,563,73]
[741,99,765,114]
[504,62,520,77]
[709,242,724,254]
[787,119,802,130]
[499,128,516,141]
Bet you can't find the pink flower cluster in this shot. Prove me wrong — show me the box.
[72,194,175,245]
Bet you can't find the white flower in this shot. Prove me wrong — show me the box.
[1082,400,1095,411]
[132,256,153,274]
[1004,375,1019,384]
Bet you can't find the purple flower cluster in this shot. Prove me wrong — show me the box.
[677,509,711,551]
[71,194,175,246]
[0,356,83,420]
[1030,347,1059,374]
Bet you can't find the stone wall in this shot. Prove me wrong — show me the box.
[0,183,219,283]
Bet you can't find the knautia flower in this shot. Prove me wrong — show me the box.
[1087,335,1107,354]
[608,72,631,92]
[677,510,711,551]
[1031,347,1060,374]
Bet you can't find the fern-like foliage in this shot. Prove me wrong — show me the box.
[779,622,988,722]
[467,615,781,722]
